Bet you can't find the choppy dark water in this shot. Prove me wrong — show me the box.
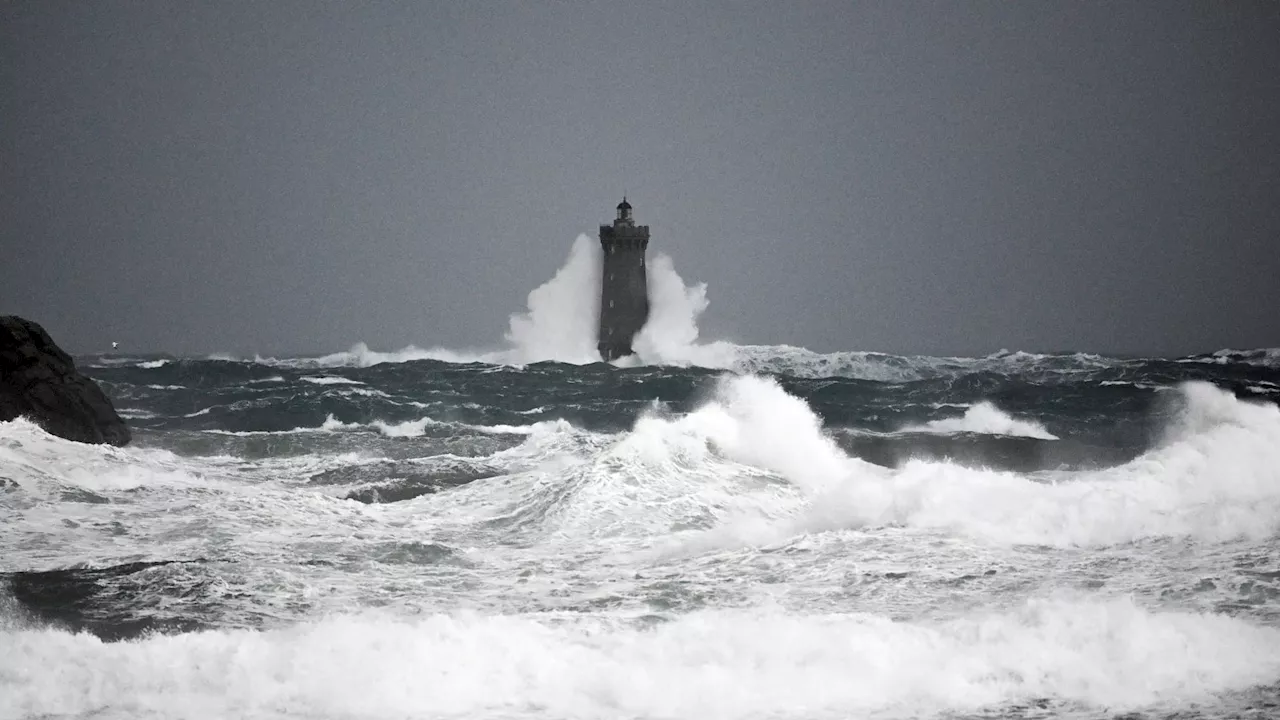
[3,347,1279,719]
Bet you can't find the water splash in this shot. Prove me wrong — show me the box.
[294,233,722,367]
[501,234,603,365]
[498,233,727,367]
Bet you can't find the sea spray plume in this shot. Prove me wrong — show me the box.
[247,234,607,367]
[491,232,730,366]
[502,233,603,365]
[500,232,734,366]
[632,254,736,368]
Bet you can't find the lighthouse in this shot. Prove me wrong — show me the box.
[597,198,650,361]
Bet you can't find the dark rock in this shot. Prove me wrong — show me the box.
[0,316,131,445]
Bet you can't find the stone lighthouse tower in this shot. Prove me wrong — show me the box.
[597,197,650,361]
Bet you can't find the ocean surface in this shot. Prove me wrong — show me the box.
[4,239,1280,719]
[3,343,1280,720]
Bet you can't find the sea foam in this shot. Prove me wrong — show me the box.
[3,597,1277,720]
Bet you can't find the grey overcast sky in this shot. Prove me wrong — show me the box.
[2,1,1278,358]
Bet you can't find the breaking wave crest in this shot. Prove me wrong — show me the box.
[502,233,603,365]
[0,418,205,497]
[204,414,549,438]
[901,401,1058,439]
[694,377,1278,547]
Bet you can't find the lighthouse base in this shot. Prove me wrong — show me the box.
[598,341,635,362]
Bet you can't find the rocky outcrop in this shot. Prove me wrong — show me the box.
[0,316,131,446]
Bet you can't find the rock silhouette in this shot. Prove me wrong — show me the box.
[0,315,130,445]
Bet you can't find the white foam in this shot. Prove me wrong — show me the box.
[901,401,1058,439]
[361,416,548,438]
[198,413,545,439]
[369,417,440,438]
[300,376,365,386]
[339,387,391,398]
[3,598,1277,719]
[204,414,357,436]
[287,343,446,368]
[1099,380,1165,390]
[0,418,210,495]
[84,356,145,367]
[249,376,286,384]
[1198,348,1280,367]
[631,254,737,369]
